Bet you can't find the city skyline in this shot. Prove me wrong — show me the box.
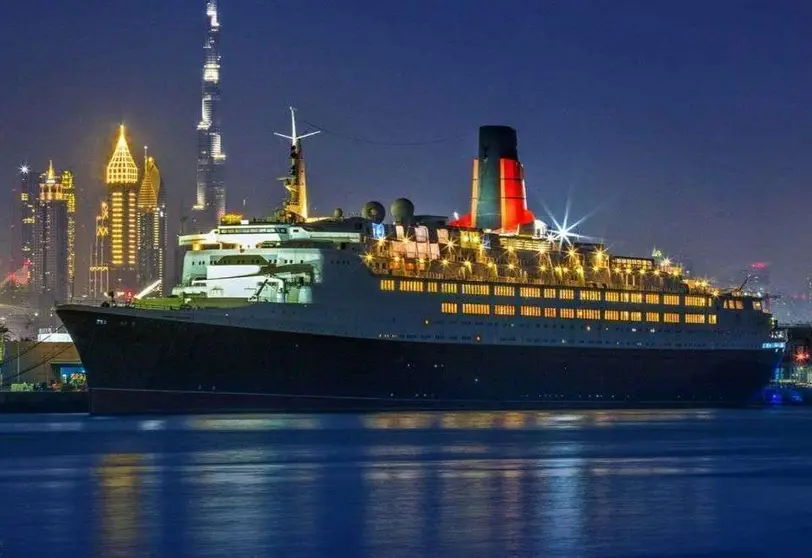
[3,0,812,293]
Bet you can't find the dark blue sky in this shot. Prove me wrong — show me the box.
[3,0,812,292]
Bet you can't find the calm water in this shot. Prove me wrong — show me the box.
[1,409,811,557]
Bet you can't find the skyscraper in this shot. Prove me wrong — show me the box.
[106,125,139,292]
[194,0,226,229]
[62,168,76,297]
[31,161,70,304]
[88,201,110,299]
[15,164,37,287]
[137,154,168,295]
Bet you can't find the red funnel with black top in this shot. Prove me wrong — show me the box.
[450,125,535,232]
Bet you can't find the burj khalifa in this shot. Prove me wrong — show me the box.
[194,0,226,227]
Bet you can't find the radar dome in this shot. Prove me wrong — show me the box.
[390,198,415,224]
[362,201,386,224]
[333,208,344,219]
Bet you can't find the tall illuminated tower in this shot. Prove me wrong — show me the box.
[32,161,70,303]
[194,0,226,229]
[88,201,109,299]
[62,168,76,297]
[137,151,168,295]
[15,164,37,286]
[106,125,139,292]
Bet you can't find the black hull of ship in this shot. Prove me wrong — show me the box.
[56,307,778,415]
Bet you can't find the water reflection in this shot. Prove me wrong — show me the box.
[2,409,808,556]
[362,408,717,430]
[96,454,148,558]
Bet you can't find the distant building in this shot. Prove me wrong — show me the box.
[193,0,227,230]
[88,201,110,299]
[31,161,71,304]
[62,168,76,298]
[137,155,168,295]
[14,165,37,288]
[105,125,140,293]
[743,262,770,297]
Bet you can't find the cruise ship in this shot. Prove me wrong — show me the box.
[57,117,782,414]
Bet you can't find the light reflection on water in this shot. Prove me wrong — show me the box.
[1,409,811,557]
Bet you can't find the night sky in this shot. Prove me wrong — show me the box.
[3,0,812,293]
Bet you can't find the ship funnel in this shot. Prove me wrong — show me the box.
[450,125,535,232]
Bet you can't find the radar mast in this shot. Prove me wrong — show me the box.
[274,107,320,220]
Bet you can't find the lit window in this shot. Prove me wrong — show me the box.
[605,292,620,303]
[462,284,490,296]
[708,314,717,324]
[753,301,762,311]
[580,290,601,301]
[685,296,707,307]
[494,285,515,297]
[544,308,556,318]
[604,310,620,321]
[380,279,395,291]
[646,312,660,322]
[441,283,458,294]
[560,308,575,319]
[520,287,541,298]
[576,308,600,320]
[645,293,660,304]
[399,280,424,293]
[427,282,438,293]
[521,306,542,317]
[559,289,575,300]
[441,302,457,314]
[629,293,643,304]
[685,313,706,324]
[663,312,680,323]
[494,304,515,316]
[630,311,642,321]
[543,288,556,299]
[462,303,490,315]
[663,295,680,306]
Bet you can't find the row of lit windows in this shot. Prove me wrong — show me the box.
[462,303,490,315]
[400,280,423,293]
[494,304,515,316]
[441,302,456,314]
[462,284,489,295]
[441,303,718,324]
[381,279,745,310]
[685,296,708,307]
[494,285,514,297]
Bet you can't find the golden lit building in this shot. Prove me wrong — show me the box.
[88,201,110,299]
[32,161,71,303]
[137,155,167,295]
[105,125,139,292]
[62,168,76,296]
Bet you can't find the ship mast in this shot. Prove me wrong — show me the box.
[274,107,320,220]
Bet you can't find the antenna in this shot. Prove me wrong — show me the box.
[272,107,320,221]
[274,107,321,146]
